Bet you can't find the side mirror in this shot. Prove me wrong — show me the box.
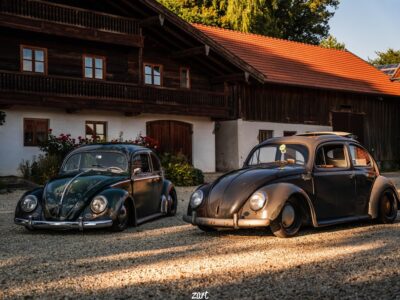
[133,167,142,176]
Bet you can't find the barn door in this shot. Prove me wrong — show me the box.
[146,120,193,162]
[332,112,365,143]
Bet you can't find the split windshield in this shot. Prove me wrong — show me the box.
[62,151,128,174]
[247,144,308,166]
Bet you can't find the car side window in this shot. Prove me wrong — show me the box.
[132,153,151,175]
[150,153,161,173]
[316,144,348,169]
[349,145,372,168]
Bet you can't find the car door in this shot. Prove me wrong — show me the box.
[131,152,155,219]
[313,143,356,220]
[149,152,163,211]
[348,144,377,216]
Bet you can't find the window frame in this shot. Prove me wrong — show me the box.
[131,152,152,176]
[143,63,163,86]
[314,142,351,172]
[82,55,106,80]
[20,45,48,75]
[85,121,107,141]
[23,118,49,147]
[348,143,374,169]
[179,67,191,89]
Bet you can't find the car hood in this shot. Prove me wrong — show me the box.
[205,165,305,218]
[43,171,127,221]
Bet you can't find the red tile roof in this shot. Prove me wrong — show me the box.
[194,24,400,97]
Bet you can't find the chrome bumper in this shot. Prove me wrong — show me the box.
[183,212,270,229]
[15,217,113,231]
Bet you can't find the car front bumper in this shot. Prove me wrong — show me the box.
[15,217,113,231]
[183,211,270,229]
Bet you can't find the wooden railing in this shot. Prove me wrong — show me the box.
[0,71,228,109]
[0,0,140,35]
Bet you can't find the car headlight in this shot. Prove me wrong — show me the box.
[190,190,204,209]
[21,195,38,213]
[249,192,267,211]
[90,196,108,214]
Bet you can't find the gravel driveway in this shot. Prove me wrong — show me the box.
[1,186,400,299]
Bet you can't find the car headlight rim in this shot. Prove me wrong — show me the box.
[190,190,204,209]
[21,195,38,213]
[90,195,108,214]
[249,191,267,211]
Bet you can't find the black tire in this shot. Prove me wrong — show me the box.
[198,225,217,232]
[378,190,398,224]
[167,189,178,216]
[112,200,131,232]
[270,197,302,238]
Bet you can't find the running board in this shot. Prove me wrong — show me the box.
[136,213,164,225]
[317,215,371,227]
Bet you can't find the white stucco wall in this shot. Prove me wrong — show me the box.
[0,107,216,176]
[216,119,332,171]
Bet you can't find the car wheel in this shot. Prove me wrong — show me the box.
[112,200,131,232]
[378,190,398,224]
[198,225,217,232]
[167,189,178,216]
[270,198,302,238]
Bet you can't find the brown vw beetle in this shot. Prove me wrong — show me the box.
[183,132,399,238]
[15,144,177,232]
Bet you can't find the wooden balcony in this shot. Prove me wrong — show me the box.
[0,0,143,47]
[0,71,229,118]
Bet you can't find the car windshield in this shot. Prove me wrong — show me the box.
[61,151,128,174]
[247,144,308,166]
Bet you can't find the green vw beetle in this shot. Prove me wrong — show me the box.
[15,144,177,232]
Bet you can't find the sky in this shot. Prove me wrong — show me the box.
[329,0,400,61]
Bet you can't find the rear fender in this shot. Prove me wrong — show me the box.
[258,183,318,227]
[368,176,400,218]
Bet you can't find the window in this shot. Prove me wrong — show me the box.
[284,131,297,136]
[144,64,162,86]
[180,67,190,89]
[315,144,348,169]
[150,153,161,172]
[24,118,49,146]
[258,130,273,143]
[247,144,308,166]
[85,121,107,141]
[84,55,105,79]
[21,46,47,74]
[132,153,151,175]
[349,145,372,168]
[62,152,128,173]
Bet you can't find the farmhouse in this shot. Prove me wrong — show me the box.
[0,0,399,175]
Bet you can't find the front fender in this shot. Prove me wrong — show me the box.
[368,176,399,218]
[15,188,44,218]
[254,183,318,226]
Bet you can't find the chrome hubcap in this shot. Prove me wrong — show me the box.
[282,204,296,228]
[118,205,128,223]
[383,196,393,216]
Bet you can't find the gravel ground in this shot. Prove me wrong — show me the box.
[1,185,400,299]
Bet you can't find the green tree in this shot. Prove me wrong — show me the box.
[158,0,340,44]
[320,35,346,50]
[369,49,400,66]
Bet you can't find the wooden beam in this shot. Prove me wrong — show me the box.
[140,14,165,27]
[170,45,210,59]
[211,73,251,83]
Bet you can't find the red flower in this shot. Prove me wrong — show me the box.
[48,128,53,133]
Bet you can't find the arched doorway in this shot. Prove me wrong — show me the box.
[146,120,193,162]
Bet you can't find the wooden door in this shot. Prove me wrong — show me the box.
[332,112,365,144]
[147,120,193,162]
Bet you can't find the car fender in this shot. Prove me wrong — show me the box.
[96,188,137,225]
[258,183,318,227]
[368,176,400,218]
[15,187,45,218]
[162,179,175,197]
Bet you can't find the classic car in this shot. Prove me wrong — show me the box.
[15,144,177,232]
[183,132,399,238]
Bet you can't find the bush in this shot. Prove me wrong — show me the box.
[161,153,204,186]
[19,155,60,185]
